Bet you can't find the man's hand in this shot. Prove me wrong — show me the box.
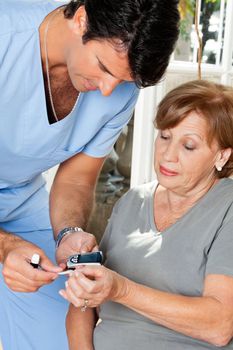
[2,237,62,292]
[56,231,98,266]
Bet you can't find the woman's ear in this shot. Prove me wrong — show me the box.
[70,5,87,36]
[215,148,232,170]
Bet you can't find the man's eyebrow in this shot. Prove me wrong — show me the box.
[97,57,116,78]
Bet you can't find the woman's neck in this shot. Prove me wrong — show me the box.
[157,177,219,215]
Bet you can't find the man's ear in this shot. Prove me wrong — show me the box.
[70,5,87,36]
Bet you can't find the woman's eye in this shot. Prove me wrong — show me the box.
[184,144,195,151]
[160,133,169,140]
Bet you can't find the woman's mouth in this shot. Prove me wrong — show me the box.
[160,165,178,176]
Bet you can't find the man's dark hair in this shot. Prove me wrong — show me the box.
[64,0,180,88]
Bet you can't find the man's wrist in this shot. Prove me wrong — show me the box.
[55,227,84,248]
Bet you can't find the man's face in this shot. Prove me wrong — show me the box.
[66,37,134,96]
[64,5,134,96]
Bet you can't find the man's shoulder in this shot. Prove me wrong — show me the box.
[115,82,138,98]
[0,1,58,35]
[106,82,139,111]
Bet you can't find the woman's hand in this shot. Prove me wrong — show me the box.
[59,265,127,308]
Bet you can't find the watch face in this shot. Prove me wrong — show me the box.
[67,251,103,269]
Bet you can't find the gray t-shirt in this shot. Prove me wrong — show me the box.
[94,178,233,350]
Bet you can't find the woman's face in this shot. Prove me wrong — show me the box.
[154,111,222,195]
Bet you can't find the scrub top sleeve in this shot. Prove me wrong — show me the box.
[205,212,233,278]
[82,87,139,158]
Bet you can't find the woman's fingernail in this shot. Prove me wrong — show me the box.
[65,281,68,288]
[59,290,65,298]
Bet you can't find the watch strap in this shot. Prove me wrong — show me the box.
[55,226,83,248]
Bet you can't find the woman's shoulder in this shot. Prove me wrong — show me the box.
[114,180,157,212]
[202,178,233,225]
[213,178,233,201]
[125,180,156,198]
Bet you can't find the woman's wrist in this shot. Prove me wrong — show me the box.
[111,272,130,302]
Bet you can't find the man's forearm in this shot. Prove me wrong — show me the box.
[49,181,95,238]
[0,229,22,263]
[49,153,105,240]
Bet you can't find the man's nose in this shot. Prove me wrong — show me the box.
[99,76,121,96]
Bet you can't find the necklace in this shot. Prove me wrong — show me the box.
[44,9,81,123]
[44,9,60,122]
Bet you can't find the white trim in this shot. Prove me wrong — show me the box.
[168,61,233,75]
[221,0,233,85]
[130,85,163,187]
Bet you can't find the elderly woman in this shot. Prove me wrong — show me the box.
[60,80,233,350]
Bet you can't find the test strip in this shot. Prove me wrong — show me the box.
[58,263,101,275]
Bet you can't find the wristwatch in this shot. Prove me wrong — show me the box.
[55,226,83,248]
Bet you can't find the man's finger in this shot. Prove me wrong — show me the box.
[40,255,63,273]
[79,242,98,254]
[4,268,56,291]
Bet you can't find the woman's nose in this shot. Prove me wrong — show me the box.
[163,142,178,162]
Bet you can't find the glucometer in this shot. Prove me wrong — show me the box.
[58,251,103,275]
[67,251,103,268]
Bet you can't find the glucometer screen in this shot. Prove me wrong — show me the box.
[67,251,103,268]
[78,252,102,264]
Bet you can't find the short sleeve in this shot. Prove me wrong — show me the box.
[82,86,139,157]
[205,214,233,278]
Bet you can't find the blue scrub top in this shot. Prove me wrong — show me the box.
[0,0,139,231]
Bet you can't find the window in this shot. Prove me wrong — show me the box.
[174,0,227,65]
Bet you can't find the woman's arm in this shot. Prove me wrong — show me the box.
[66,303,97,350]
[118,273,233,347]
[61,266,233,347]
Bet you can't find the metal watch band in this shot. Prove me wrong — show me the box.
[55,227,83,248]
